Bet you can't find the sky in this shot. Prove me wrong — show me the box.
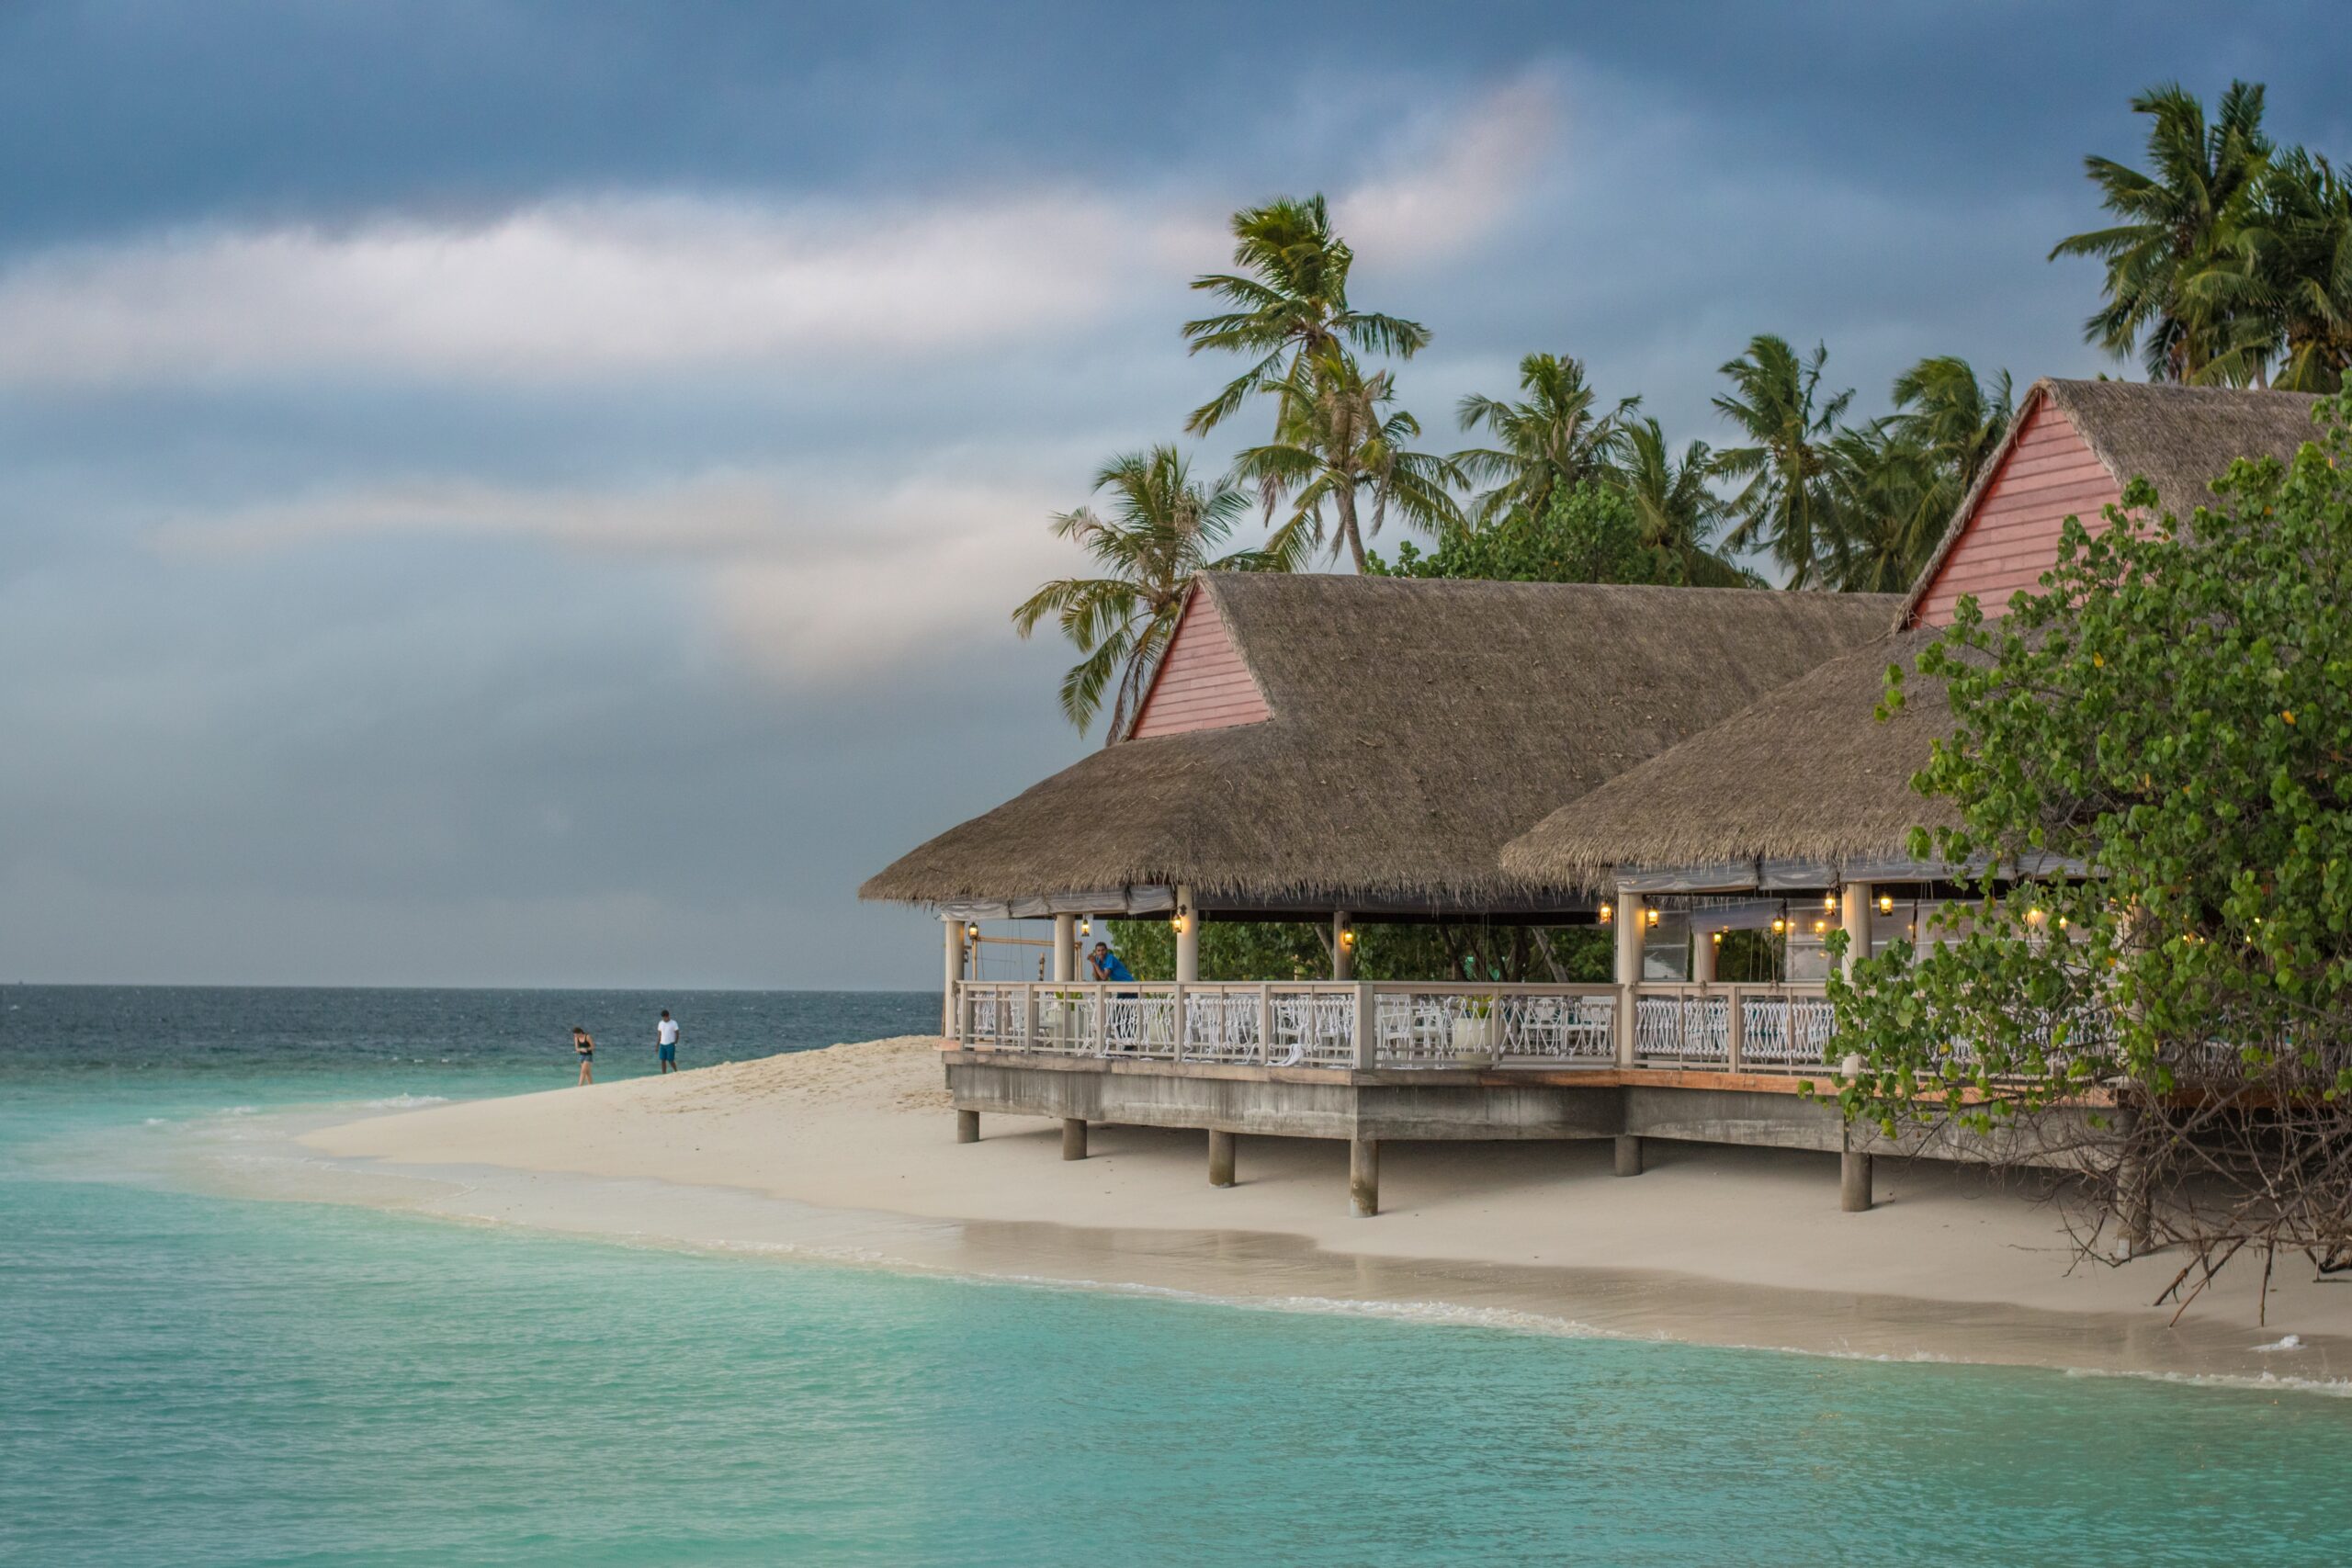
[2,1,2344,990]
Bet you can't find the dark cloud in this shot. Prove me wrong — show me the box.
[0,2,2341,985]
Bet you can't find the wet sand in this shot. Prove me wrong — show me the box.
[286,1037,2352,1386]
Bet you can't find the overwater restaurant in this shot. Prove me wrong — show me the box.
[864,381,2324,1215]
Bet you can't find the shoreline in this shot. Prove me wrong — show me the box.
[257,1036,2352,1387]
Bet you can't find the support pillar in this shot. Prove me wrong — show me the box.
[1350,1135,1380,1217]
[1331,911,1353,981]
[1061,1118,1088,1161]
[1613,1134,1644,1177]
[1174,886,1200,983]
[943,916,965,1037]
[1612,891,1645,1065]
[956,1109,979,1144]
[1052,913,1076,983]
[1209,1129,1236,1188]
[1840,1150,1873,1212]
[1692,926,1718,985]
[1841,883,1873,978]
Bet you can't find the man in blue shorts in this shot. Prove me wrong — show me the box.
[655,1010,681,1073]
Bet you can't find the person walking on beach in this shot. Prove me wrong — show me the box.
[655,1010,681,1074]
[572,1025,594,1086]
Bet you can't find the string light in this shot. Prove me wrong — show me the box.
[1812,918,1827,935]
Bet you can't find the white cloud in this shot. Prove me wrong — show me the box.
[1334,73,1562,267]
[0,192,1218,387]
[147,466,1075,683]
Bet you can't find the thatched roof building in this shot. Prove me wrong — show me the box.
[1498,629,1956,892]
[1510,380,2330,894]
[1903,378,2322,630]
[864,572,1896,916]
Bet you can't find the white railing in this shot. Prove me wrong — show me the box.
[1628,984,1838,1070]
[953,980,1629,1070]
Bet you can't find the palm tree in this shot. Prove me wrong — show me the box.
[1885,355,2013,495]
[1182,195,1430,435]
[1819,425,1946,593]
[1453,354,1640,526]
[1231,348,1464,573]
[1713,335,1853,587]
[1611,418,1751,587]
[2050,81,2273,382]
[2209,149,2352,391]
[1013,447,1306,739]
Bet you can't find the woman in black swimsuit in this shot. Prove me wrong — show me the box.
[572,1025,594,1086]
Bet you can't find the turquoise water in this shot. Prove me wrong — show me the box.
[5,987,2350,1565]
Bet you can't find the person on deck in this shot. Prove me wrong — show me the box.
[572,1025,594,1086]
[1088,942,1135,983]
[655,1010,681,1073]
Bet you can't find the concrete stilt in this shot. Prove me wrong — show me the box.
[1350,1135,1380,1217]
[955,1109,979,1144]
[1613,1134,1644,1177]
[1208,1129,1236,1188]
[1061,1118,1088,1161]
[1840,1150,1873,1212]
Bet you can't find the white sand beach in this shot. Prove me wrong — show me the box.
[297,1038,2352,1384]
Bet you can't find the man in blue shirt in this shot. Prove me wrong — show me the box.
[1088,942,1136,983]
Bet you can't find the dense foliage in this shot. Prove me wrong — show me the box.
[1826,395,2352,1287]
[1104,918,1611,986]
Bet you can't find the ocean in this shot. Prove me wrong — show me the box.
[4,985,2349,1566]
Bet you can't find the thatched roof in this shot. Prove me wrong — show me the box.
[864,572,1897,911]
[1500,630,1956,888]
[1900,378,2324,628]
[1517,380,2330,890]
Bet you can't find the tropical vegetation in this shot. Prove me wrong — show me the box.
[1019,76,2344,743]
[1827,395,2352,1287]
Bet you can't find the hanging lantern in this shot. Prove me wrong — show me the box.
[1340,927,1358,953]
[1877,893,1894,917]
[1711,931,1724,946]
[1645,908,1660,928]
[1170,912,1190,935]
[1770,917,1786,935]
[1598,901,1614,924]
[1080,919,1091,937]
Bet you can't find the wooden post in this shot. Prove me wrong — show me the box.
[1842,883,1873,978]
[1170,980,1188,1063]
[1174,886,1200,983]
[1613,891,1644,1066]
[1725,986,1746,1070]
[1331,911,1353,980]
[1613,1134,1644,1177]
[1020,984,1037,1051]
[1255,983,1273,1066]
[1352,982,1376,1069]
[1052,913,1076,983]
[943,917,964,1037]
[1062,1118,1088,1161]
[1840,1150,1873,1212]
[956,1109,979,1144]
[1350,1135,1379,1217]
[1091,983,1108,1057]
[1209,1129,1236,1187]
